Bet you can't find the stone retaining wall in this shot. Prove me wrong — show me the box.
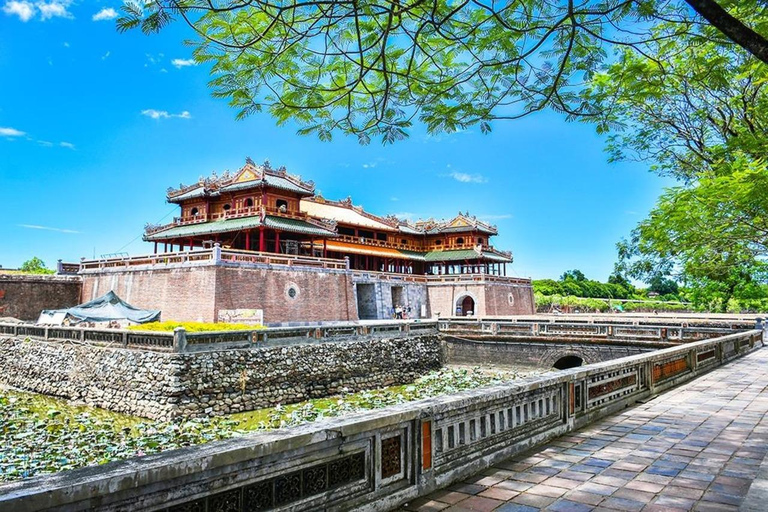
[0,334,442,420]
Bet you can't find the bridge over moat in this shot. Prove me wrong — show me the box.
[0,316,763,511]
[399,345,768,512]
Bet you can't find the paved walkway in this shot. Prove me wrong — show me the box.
[401,348,768,512]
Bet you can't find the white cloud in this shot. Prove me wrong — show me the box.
[37,1,72,20]
[0,126,25,137]
[102,51,110,60]
[60,141,75,149]
[37,139,53,147]
[390,197,399,202]
[171,58,196,69]
[2,0,72,21]
[448,171,487,184]
[63,41,69,47]
[18,224,80,234]
[478,214,512,221]
[92,7,117,21]
[141,109,191,120]
[2,1,35,21]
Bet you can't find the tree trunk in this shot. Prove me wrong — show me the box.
[683,0,768,64]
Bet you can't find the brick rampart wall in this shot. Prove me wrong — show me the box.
[427,280,535,317]
[483,281,536,315]
[215,266,357,323]
[81,264,534,323]
[81,267,218,322]
[0,274,82,321]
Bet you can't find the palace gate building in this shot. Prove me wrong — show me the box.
[79,159,534,323]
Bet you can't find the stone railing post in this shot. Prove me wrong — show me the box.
[56,259,63,275]
[344,256,350,270]
[213,243,222,264]
[173,327,188,353]
[755,318,766,345]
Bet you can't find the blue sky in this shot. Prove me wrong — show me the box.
[0,2,672,281]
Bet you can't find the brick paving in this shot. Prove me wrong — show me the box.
[400,348,768,511]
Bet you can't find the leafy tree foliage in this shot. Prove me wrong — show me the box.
[648,276,679,296]
[560,269,587,282]
[591,19,768,310]
[19,257,54,275]
[117,0,768,143]
[533,276,632,299]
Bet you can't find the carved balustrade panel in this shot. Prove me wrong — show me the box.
[166,451,366,512]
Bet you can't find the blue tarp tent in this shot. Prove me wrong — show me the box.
[37,291,160,326]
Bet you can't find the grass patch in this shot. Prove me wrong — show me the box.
[128,321,264,332]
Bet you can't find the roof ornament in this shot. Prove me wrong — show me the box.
[245,156,255,166]
[278,165,287,175]
[221,170,231,180]
[341,196,353,206]
[263,159,272,170]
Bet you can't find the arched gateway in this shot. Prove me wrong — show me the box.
[456,295,476,316]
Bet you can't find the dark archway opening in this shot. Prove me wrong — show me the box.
[553,355,584,370]
[457,296,475,316]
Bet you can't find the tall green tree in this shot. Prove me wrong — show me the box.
[117,0,768,143]
[19,257,54,275]
[560,269,587,282]
[589,21,768,308]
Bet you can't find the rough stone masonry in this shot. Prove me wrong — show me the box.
[0,334,443,420]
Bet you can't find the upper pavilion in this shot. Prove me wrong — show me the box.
[143,159,513,275]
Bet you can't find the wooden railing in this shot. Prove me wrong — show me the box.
[147,206,331,237]
[336,234,424,251]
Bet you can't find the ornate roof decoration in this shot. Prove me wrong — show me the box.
[167,158,315,203]
[413,212,498,235]
[302,196,402,229]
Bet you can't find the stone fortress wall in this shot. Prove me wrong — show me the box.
[80,262,535,324]
[0,333,442,420]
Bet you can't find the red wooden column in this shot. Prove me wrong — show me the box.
[163,242,168,253]
[323,239,327,258]
[274,230,280,253]
[153,242,158,254]
[259,226,265,252]
[189,238,194,251]
[245,231,250,251]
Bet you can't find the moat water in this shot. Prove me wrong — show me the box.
[0,364,550,482]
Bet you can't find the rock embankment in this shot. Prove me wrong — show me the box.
[0,334,442,420]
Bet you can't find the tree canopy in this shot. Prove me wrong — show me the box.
[19,257,54,275]
[593,18,768,309]
[118,0,768,143]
